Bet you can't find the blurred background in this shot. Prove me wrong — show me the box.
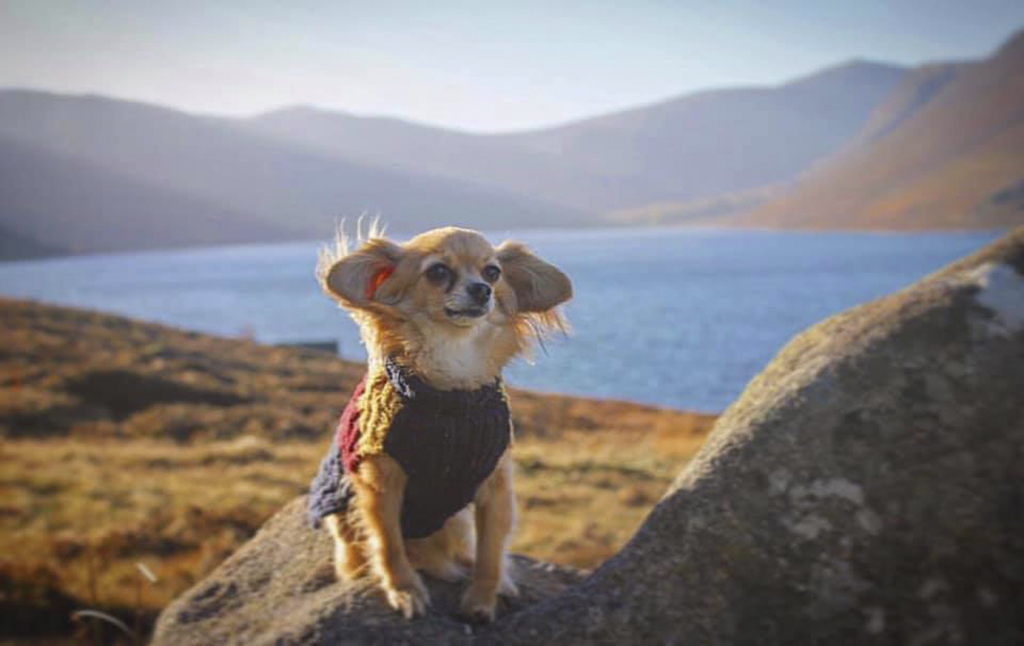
[1,1,1022,643]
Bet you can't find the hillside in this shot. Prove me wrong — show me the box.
[0,222,63,260]
[608,185,782,226]
[0,298,715,643]
[0,90,588,259]
[250,61,906,212]
[0,136,299,256]
[739,30,1024,230]
[0,58,905,261]
[8,32,1021,259]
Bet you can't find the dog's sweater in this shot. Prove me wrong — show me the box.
[307,356,511,539]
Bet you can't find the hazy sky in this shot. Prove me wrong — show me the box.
[2,0,1022,132]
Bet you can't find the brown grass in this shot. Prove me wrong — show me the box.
[0,297,716,643]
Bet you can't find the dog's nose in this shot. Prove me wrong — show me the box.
[467,282,492,305]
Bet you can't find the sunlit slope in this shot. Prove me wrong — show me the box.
[740,30,1024,230]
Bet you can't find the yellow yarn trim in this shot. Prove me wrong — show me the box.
[355,366,403,459]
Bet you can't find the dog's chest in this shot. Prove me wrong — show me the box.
[415,326,496,387]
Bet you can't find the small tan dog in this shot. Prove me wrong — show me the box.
[307,223,571,622]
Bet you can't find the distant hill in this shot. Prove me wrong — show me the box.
[12,34,1024,260]
[608,185,782,227]
[737,30,1024,230]
[0,221,63,260]
[248,106,573,206]
[0,135,297,256]
[0,90,588,259]
[249,61,907,212]
[1,58,905,261]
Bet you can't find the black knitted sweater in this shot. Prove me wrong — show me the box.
[307,357,511,539]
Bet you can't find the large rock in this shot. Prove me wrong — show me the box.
[151,497,584,645]
[154,228,1024,645]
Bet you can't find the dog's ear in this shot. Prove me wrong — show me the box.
[323,238,405,311]
[496,241,572,313]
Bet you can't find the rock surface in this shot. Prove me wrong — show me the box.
[151,497,584,645]
[154,228,1024,645]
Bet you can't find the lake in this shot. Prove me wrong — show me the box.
[0,228,1001,412]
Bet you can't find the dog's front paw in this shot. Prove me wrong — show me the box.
[459,584,497,624]
[498,574,519,598]
[382,572,430,619]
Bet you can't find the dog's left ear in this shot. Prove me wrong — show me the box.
[496,241,572,312]
[323,238,405,312]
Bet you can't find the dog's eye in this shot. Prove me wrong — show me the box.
[425,263,453,284]
[481,264,501,283]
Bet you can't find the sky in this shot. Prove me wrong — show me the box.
[2,0,1023,132]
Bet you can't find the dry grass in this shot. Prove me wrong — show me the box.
[0,298,716,643]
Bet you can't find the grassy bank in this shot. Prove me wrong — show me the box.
[0,298,715,643]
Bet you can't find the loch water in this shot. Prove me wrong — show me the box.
[0,228,1001,411]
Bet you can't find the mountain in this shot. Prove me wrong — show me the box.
[607,185,782,227]
[738,30,1024,230]
[0,90,588,259]
[0,135,298,256]
[12,38,1021,260]
[1,58,904,261]
[248,61,907,213]
[0,221,63,260]
[248,106,592,210]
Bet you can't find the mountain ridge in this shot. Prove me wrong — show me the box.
[2,57,904,260]
[736,28,1024,230]
[0,134,302,256]
[4,32,1023,260]
[248,59,907,211]
[0,89,590,259]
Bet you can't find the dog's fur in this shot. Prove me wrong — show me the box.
[317,223,571,621]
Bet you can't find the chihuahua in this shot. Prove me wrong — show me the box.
[307,223,571,622]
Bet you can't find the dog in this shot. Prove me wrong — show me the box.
[307,223,572,622]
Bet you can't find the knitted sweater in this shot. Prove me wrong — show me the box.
[307,357,512,539]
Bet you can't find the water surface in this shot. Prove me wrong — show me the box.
[0,228,1000,411]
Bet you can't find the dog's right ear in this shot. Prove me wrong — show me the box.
[496,241,572,313]
[323,239,404,311]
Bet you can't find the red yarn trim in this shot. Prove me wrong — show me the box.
[336,375,368,473]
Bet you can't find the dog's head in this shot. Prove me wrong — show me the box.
[318,224,572,375]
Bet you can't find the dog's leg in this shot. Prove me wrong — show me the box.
[447,506,477,571]
[459,451,517,623]
[406,509,475,582]
[324,512,366,580]
[353,454,430,618]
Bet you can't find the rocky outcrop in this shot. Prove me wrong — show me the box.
[150,497,584,645]
[154,228,1024,645]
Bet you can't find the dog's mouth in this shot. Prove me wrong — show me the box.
[444,306,487,319]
